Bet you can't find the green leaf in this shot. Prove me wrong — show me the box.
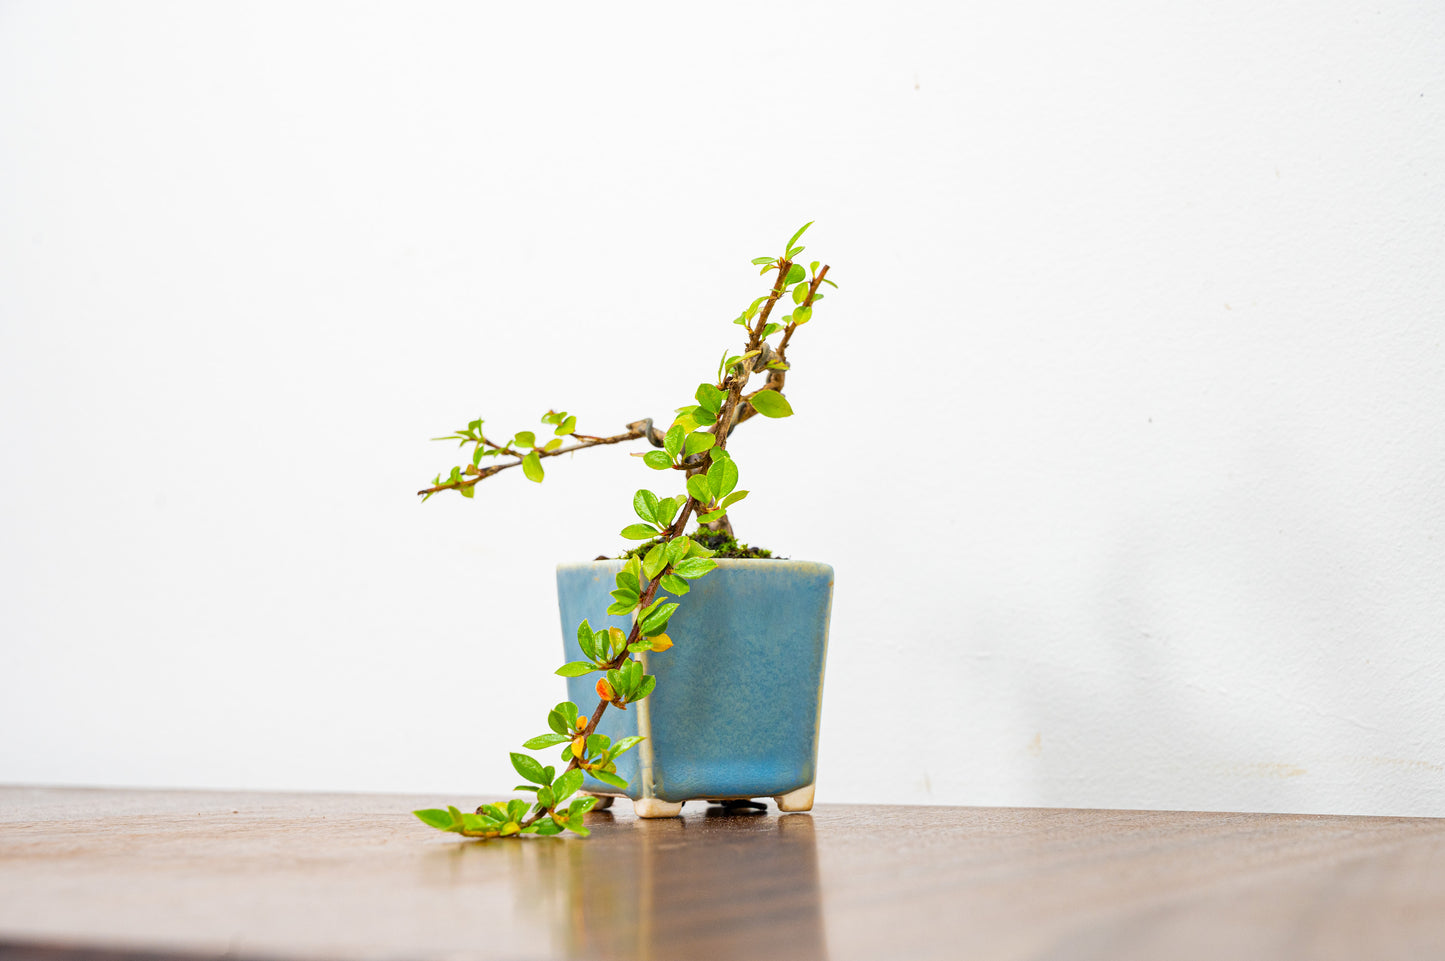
[751,256,776,266]
[643,450,673,470]
[697,509,725,523]
[512,784,538,793]
[633,489,660,524]
[511,752,549,785]
[557,415,577,435]
[672,557,717,579]
[542,438,562,452]
[663,425,685,458]
[706,455,739,499]
[633,675,657,702]
[611,735,646,758]
[787,245,805,260]
[556,661,599,677]
[572,796,599,816]
[664,538,690,569]
[508,799,531,822]
[610,588,639,608]
[655,496,680,526]
[643,544,668,580]
[607,599,637,616]
[615,569,640,595]
[591,769,628,790]
[621,524,659,540]
[522,451,545,482]
[523,732,572,749]
[695,384,725,414]
[785,263,806,285]
[687,475,713,504]
[793,283,810,305]
[660,574,690,595]
[577,626,599,662]
[792,305,812,325]
[684,431,715,457]
[553,768,583,802]
[721,490,749,509]
[533,818,562,836]
[514,431,536,448]
[458,485,475,499]
[640,602,679,636]
[547,709,569,736]
[750,389,793,418]
[785,221,813,250]
[413,809,455,830]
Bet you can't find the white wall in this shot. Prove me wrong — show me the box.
[2,1,1443,816]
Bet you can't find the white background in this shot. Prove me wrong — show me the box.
[2,1,1443,816]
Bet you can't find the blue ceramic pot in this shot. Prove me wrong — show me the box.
[556,559,834,818]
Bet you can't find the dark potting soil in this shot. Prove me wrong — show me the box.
[609,529,779,561]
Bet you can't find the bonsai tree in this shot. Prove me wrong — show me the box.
[413,223,835,839]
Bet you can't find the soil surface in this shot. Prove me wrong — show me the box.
[614,529,778,560]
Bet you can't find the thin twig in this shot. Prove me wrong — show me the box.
[418,427,646,496]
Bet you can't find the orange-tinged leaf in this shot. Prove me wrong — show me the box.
[596,679,615,701]
[650,634,673,652]
[571,736,586,758]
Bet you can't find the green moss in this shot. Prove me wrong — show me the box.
[620,528,777,560]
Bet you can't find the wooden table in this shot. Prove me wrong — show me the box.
[1,787,1442,960]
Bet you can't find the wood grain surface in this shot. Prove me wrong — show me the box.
[1,787,1442,961]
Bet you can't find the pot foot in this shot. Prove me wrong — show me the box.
[773,783,815,812]
[582,793,614,810]
[633,798,685,819]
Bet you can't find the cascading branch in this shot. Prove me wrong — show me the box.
[412,223,835,839]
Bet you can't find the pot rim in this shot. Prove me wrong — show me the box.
[557,558,832,573]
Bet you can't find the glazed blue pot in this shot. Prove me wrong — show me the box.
[556,559,834,817]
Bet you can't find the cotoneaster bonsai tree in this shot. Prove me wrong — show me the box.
[413,223,835,839]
